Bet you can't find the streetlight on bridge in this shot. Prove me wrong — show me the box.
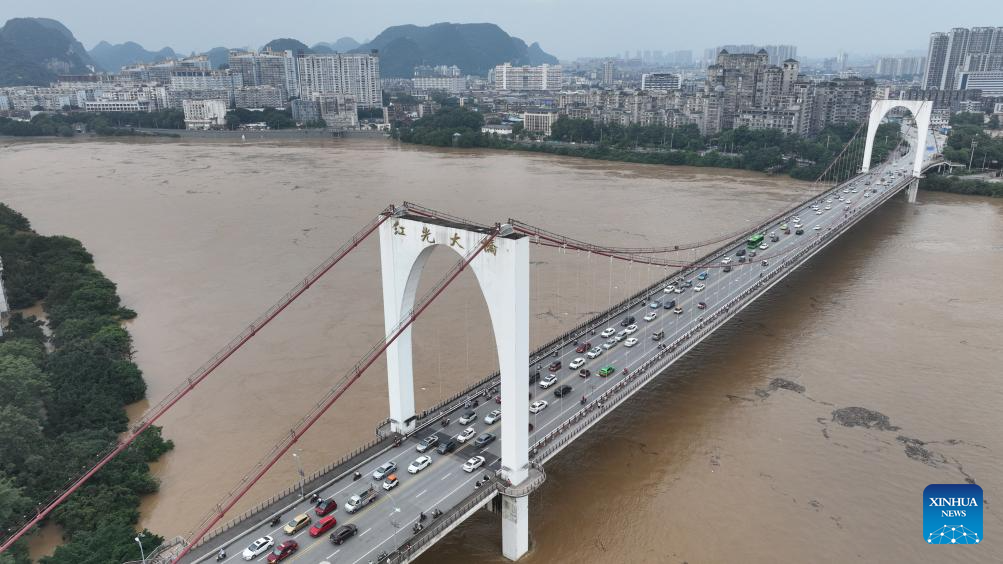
[292,451,305,499]
[134,533,146,564]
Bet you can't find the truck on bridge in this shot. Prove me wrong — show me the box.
[344,484,378,513]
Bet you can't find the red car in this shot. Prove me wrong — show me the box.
[266,540,298,563]
[575,342,591,353]
[309,515,338,537]
[315,498,337,516]
[494,395,501,404]
[547,360,562,372]
[579,369,591,378]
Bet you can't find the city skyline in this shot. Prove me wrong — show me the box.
[10,0,996,60]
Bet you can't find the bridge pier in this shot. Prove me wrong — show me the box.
[907,178,919,203]
[502,496,530,560]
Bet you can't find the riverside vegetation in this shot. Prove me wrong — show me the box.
[0,204,171,564]
[394,106,902,183]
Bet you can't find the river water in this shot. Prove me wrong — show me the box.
[1,138,1000,563]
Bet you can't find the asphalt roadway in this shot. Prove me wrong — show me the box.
[195,145,923,564]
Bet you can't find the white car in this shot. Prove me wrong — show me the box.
[759,243,768,250]
[484,410,501,424]
[851,188,858,193]
[792,216,800,222]
[458,411,477,425]
[539,375,558,388]
[408,455,432,474]
[602,338,617,350]
[813,225,822,230]
[826,199,832,203]
[614,330,628,341]
[462,455,486,473]
[824,205,831,210]
[694,283,706,292]
[842,188,850,193]
[586,346,603,359]
[721,256,732,264]
[529,400,548,413]
[673,287,684,294]
[864,192,871,197]
[624,337,639,347]
[662,285,675,294]
[242,536,275,560]
[815,210,823,215]
[643,311,657,322]
[600,327,616,338]
[624,324,638,335]
[456,427,476,443]
[569,357,586,369]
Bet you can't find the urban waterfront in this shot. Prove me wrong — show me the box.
[1,138,1000,563]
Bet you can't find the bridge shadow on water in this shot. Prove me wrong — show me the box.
[416,192,915,563]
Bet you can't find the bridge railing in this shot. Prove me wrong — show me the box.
[190,434,394,553]
[526,173,915,465]
[381,487,498,564]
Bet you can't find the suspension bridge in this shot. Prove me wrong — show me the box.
[1,101,944,564]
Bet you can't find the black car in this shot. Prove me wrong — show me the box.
[723,265,732,272]
[529,371,541,384]
[553,385,573,398]
[330,524,358,545]
[738,256,746,263]
[436,439,457,454]
[736,248,746,256]
[662,299,676,310]
[795,228,804,235]
[620,316,635,327]
[474,433,497,447]
[579,369,591,378]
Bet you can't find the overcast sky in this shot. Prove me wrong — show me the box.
[8,0,987,59]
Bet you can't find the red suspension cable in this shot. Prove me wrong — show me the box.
[0,206,396,554]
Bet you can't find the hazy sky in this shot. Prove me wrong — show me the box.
[8,0,988,58]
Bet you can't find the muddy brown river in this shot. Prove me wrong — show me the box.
[1,138,1000,563]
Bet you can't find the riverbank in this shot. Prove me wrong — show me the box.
[921,173,1003,197]
[0,204,171,563]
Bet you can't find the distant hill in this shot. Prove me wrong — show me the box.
[313,37,360,53]
[201,46,230,69]
[89,41,176,72]
[355,22,557,77]
[0,17,96,86]
[262,38,310,54]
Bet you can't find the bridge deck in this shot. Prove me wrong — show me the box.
[179,147,923,564]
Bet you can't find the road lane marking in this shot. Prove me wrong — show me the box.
[325,549,341,559]
[359,527,372,537]
[415,489,427,498]
[440,472,452,481]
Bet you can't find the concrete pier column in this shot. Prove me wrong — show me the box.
[907,178,919,203]
[502,495,529,560]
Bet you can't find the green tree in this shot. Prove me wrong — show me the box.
[0,356,50,417]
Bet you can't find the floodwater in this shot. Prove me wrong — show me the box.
[1,138,1000,563]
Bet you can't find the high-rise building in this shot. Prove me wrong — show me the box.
[296,52,381,108]
[602,60,615,87]
[923,27,1003,90]
[493,63,562,91]
[715,44,797,66]
[228,49,300,99]
[641,73,680,91]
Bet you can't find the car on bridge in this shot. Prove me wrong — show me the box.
[663,284,675,293]
[242,536,274,560]
[283,514,311,535]
[372,461,397,480]
[530,400,548,413]
[615,330,628,341]
[624,337,639,347]
[529,371,541,384]
[457,427,476,443]
[587,346,603,359]
[554,385,573,398]
[698,271,709,280]
[463,455,486,472]
[575,342,591,353]
[547,360,562,372]
[579,369,591,378]
[266,540,298,563]
[598,366,616,377]
[383,474,398,490]
[649,300,661,309]
[652,331,665,341]
[474,433,497,447]
[539,374,558,388]
[694,283,706,292]
[620,316,636,326]
[697,302,707,310]
[643,311,657,321]
[458,410,477,425]
[602,338,617,350]
[408,455,433,474]
[437,439,457,454]
[416,435,439,453]
[673,307,684,315]
[569,357,586,369]
[624,324,638,334]
[600,327,616,338]
[310,515,338,537]
[722,256,732,264]
[315,498,337,516]
[663,299,676,310]
[329,524,358,545]
[484,410,501,424]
